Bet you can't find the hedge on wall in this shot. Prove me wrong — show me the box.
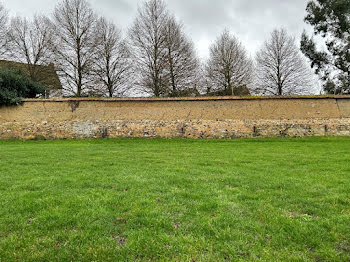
[0,68,44,106]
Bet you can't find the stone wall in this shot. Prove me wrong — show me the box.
[0,96,350,139]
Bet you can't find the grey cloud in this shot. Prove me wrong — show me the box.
[4,0,311,58]
[167,0,309,56]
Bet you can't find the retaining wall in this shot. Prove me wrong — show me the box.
[0,96,350,139]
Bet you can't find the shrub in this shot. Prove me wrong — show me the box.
[0,68,45,106]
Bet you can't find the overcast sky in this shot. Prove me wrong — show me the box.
[4,0,312,59]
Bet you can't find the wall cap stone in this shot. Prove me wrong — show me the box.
[23,95,350,103]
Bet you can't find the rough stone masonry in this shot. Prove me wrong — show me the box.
[0,96,350,139]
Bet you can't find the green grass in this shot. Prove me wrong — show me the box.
[0,138,350,261]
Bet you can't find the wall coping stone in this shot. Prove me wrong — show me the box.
[23,95,350,103]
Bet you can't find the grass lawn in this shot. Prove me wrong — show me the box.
[0,138,350,261]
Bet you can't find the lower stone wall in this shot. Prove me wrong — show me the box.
[1,97,350,139]
[1,119,350,140]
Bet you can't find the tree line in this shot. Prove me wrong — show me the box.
[0,0,348,98]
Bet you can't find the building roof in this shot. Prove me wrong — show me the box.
[0,60,62,90]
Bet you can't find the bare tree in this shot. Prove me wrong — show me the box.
[129,0,169,97]
[7,16,54,82]
[92,18,132,97]
[197,64,213,95]
[254,28,314,96]
[0,2,8,58]
[163,15,199,97]
[205,30,253,96]
[51,0,98,97]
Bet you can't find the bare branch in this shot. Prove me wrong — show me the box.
[91,17,132,97]
[254,28,316,96]
[7,15,54,79]
[0,2,8,58]
[205,30,253,96]
[51,0,98,97]
[128,0,169,97]
[163,15,200,97]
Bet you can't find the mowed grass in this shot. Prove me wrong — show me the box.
[0,138,350,261]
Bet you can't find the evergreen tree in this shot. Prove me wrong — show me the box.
[300,0,350,94]
[0,68,44,106]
